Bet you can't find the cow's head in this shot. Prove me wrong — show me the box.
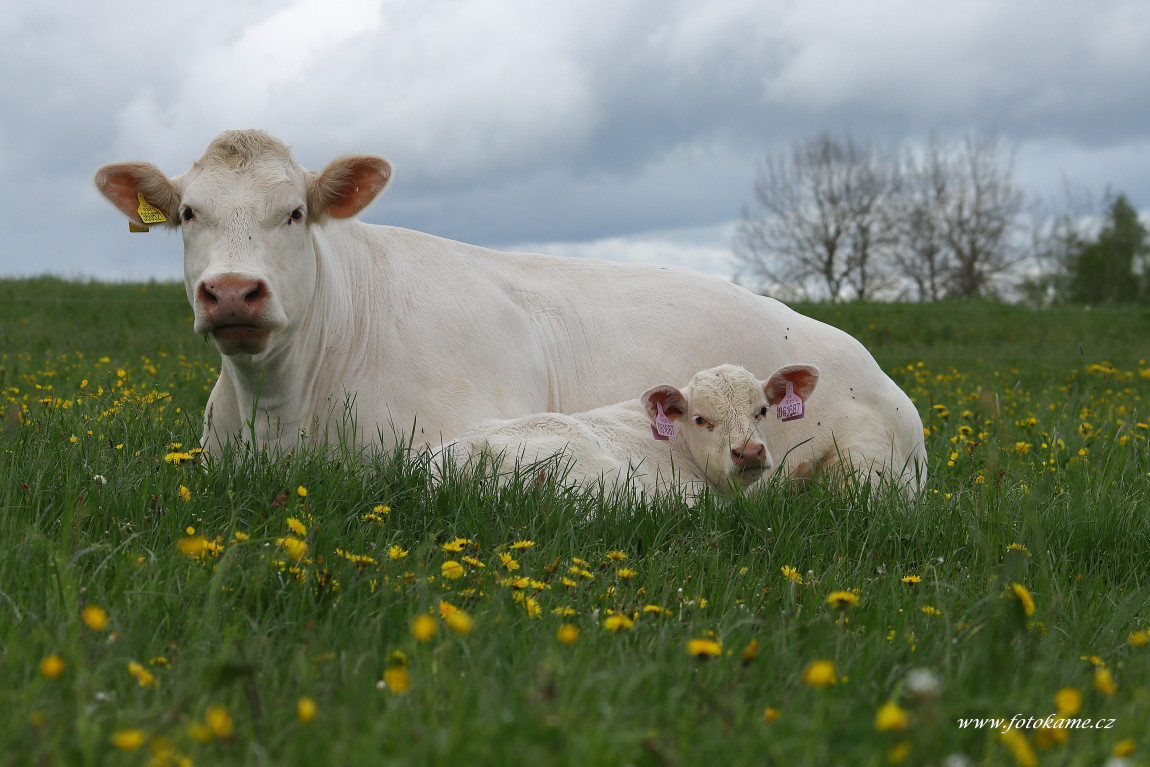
[640,364,819,491]
[94,130,391,357]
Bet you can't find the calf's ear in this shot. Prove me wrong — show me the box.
[94,163,181,227]
[764,364,820,404]
[309,156,392,220]
[640,385,687,422]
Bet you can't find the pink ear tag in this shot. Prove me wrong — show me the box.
[652,401,677,441]
[777,381,805,422]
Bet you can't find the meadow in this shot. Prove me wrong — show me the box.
[2,278,1148,766]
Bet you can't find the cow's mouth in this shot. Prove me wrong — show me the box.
[210,324,271,355]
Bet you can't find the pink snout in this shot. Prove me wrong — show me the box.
[197,274,269,327]
[731,440,769,472]
[195,274,272,355]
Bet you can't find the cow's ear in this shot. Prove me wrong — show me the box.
[640,385,687,422]
[94,162,180,227]
[764,364,820,405]
[309,156,392,220]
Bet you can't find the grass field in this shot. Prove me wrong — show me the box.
[2,278,1148,766]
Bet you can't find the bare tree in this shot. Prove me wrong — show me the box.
[734,133,898,301]
[892,138,951,301]
[939,133,1025,299]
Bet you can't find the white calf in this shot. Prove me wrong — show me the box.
[435,364,818,504]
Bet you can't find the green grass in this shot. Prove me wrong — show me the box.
[2,280,1149,766]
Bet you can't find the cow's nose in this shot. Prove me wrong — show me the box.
[197,275,269,322]
[732,440,768,469]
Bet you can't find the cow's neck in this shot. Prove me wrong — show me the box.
[219,226,372,452]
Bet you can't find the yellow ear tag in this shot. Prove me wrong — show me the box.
[136,193,167,224]
[128,220,150,233]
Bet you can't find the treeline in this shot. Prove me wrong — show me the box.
[733,132,1149,304]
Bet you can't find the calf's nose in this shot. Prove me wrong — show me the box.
[731,440,768,470]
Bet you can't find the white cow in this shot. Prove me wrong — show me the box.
[94,130,926,496]
[434,364,819,504]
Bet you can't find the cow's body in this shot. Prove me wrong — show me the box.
[95,130,926,496]
[435,365,820,505]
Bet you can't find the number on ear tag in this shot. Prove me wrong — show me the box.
[652,401,677,440]
[136,193,167,224]
[777,382,804,422]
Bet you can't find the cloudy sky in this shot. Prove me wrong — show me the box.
[2,0,1147,282]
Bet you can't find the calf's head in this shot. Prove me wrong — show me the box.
[641,364,819,490]
[94,130,391,357]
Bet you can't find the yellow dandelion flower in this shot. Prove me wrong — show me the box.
[441,560,465,579]
[802,659,836,687]
[557,624,580,644]
[1006,543,1031,556]
[762,707,780,724]
[40,655,66,678]
[383,666,411,694]
[178,485,191,502]
[1113,739,1136,758]
[177,536,210,558]
[297,697,317,724]
[1054,687,1081,717]
[127,661,157,688]
[901,574,921,584]
[110,729,147,751]
[781,565,803,584]
[81,605,108,632]
[411,614,437,642]
[164,451,194,465]
[1128,630,1149,647]
[1011,583,1036,617]
[278,536,308,563]
[204,705,234,739]
[603,613,634,633]
[1094,666,1117,696]
[741,639,760,664]
[388,545,409,560]
[616,568,637,580]
[1015,441,1031,454]
[1078,422,1093,438]
[499,553,520,571]
[286,517,307,536]
[509,540,535,550]
[233,531,250,542]
[642,605,672,616]
[186,722,213,743]
[462,556,486,568]
[921,605,943,617]
[825,590,859,608]
[296,485,307,498]
[442,537,472,552]
[605,550,628,561]
[1034,720,1068,748]
[439,601,473,635]
[686,638,722,659]
[874,701,909,731]
[999,728,1037,767]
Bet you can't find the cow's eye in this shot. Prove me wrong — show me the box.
[758,406,768,417]
[182,208,195,223]
[693,415,707,426]
[289,208,304,224]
